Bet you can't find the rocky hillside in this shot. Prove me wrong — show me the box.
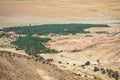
[0,50,92,80]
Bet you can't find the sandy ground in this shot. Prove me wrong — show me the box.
[0,0,120,28]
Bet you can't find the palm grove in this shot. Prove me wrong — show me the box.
[11,36,58,55]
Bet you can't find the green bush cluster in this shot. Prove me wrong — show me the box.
[1,24,109,35]
[94,67,99,72]
[11,36,58,55]
[0,33,10,38]
[93,67,119,80]
[106,69,119,80]
[84,61,90,66]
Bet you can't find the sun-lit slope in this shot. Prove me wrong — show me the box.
[0,51,43,80]
[81,34,120,64]
[0,50,92,80]
[47,26,120,66]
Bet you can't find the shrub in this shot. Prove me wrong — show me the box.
[15,47,21,50]
[94,67,99,72]
[101,68,106,74]
[81,65,85,69]
[0,33,10,38]
[73,63,76,66]
[85,61,90,66]
[93,76,102,80]
[84,75,87,77]
[94,76,97,79]
[102,70,105,74]
[46,58,54,62]
[58,61,62,64]
[67,62,69,65]
[112,71,119,80]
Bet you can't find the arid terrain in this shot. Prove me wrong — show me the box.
[41,26,120,80]
[0,0,120,28]
[0,50,90,80]
[0,0,120,80]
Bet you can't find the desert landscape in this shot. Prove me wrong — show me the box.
[0,0,120,80]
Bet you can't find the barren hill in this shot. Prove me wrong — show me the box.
[0,50,91,80]
[46,27,120,66]
[81,34,120,64]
